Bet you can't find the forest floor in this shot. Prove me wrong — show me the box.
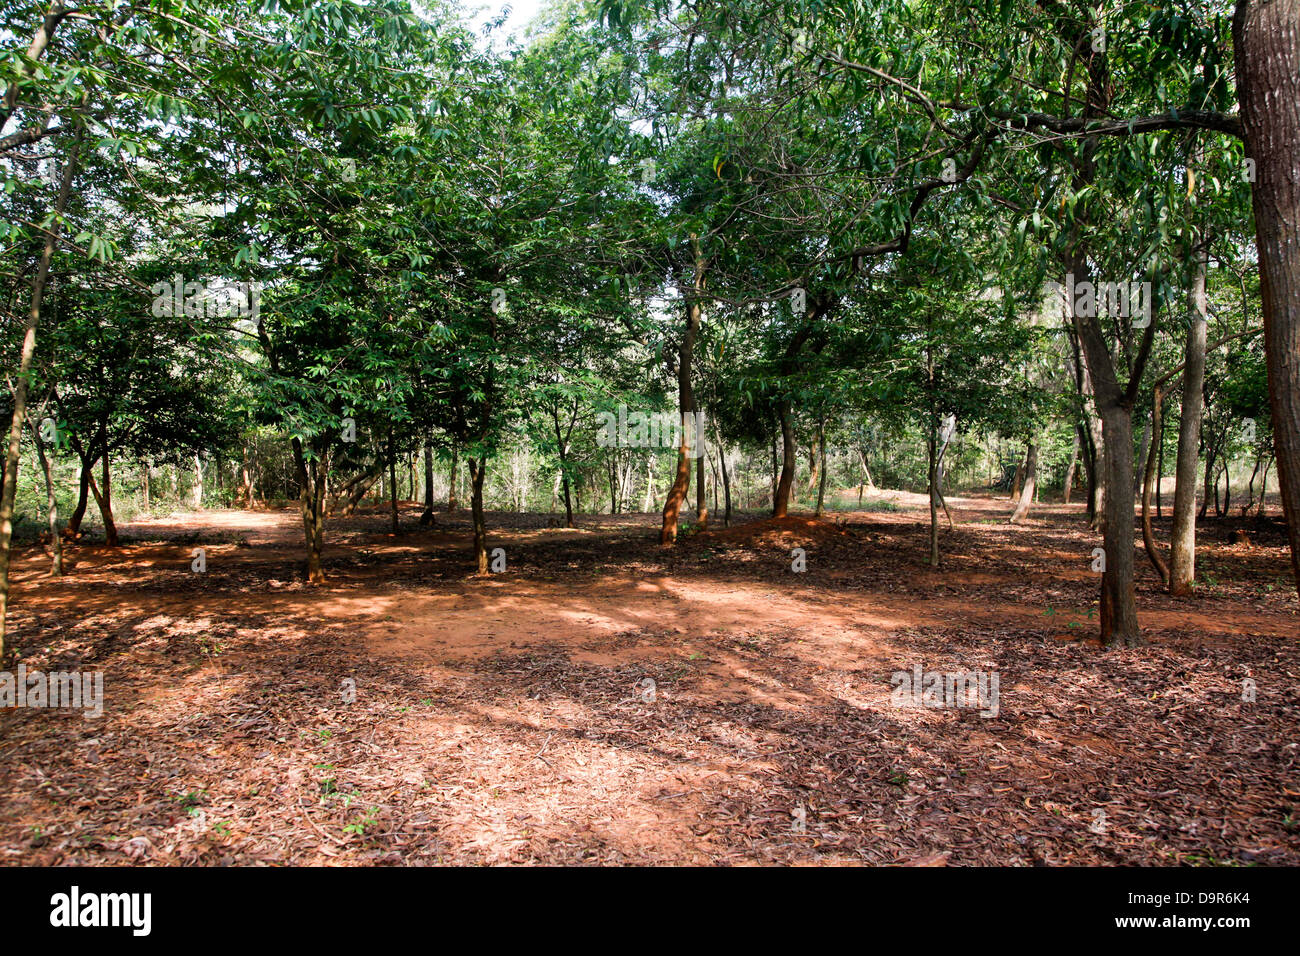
[1,491,1297,865]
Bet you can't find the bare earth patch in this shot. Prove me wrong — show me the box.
[1,495,1297,865]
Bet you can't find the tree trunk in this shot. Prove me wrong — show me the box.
[468,456,487,573]
[1062,430,1080,505]
[1009,442,1038,522]
[1142,391,1170,585]
[1096,407,1141,645]
[92,452,119,546]
[720,445,732,527]
[1133,420,1151,494]
[420,444,436,526]
[814,421,829,518]
[448,445,459,512]
[36,430,62,576]
[0,129,77,661]
[927,429,940,567]
[1235,0,1300,598]
[695,443,707,529]
[773,399,796,518]
[388,436,399,534]
[192,453,204,509]
[293,439,328,584]
[67,456,92,536]
[641,454,654,513]
[660,241,704,545]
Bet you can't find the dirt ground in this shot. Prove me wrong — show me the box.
[1,491,1297,865]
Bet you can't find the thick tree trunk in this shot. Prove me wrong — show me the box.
[468,457,487,573]
[1097,408,1141,645]
[1235,0,1300,597]
[1009,442,1038,522]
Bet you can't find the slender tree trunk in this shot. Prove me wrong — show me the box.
[468,457,487,573]
[142,460,151,513]
[1142,392,1170,585]
[806,438,819,494]
[67,456,91,536]
[773,399,796,518]
[1156,410,1165,518]
[1062,430,1080,505]
[661,242,704,545]
[292,439,327,584]
[1133,420,1151,494]
[1200,437,1217,519]
[1175,240,1211,590]
[695,441,708,529]
[448,445,459,512]
[1235,0,1300,598]
[1010,442,1038,523]
[0,128,77,661]
[814,421,829,518]
[388,435,399,534]
[93,452,119,546]
[720,445,732,527]
[770,433,778,508]
[420,444,436,526]
[641,454,654,513]
[927,429,940,567]
[192,453,204,509]
[35,431,62,576]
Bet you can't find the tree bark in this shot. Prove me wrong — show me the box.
[448,445,458,512]
[814,420,829,518]
[773,399,796,518]
[1010,442,1038,522]
[468,456,487,573]
[0,126,77,660]
[927,427,940,567]
[660,239,704,545]
[35,427,62,576]
[1062,430,1080,505]
[420,444,436,526]
[91,450,118,546]
[1170,247,1206,590]
[1234,0,1300,597]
